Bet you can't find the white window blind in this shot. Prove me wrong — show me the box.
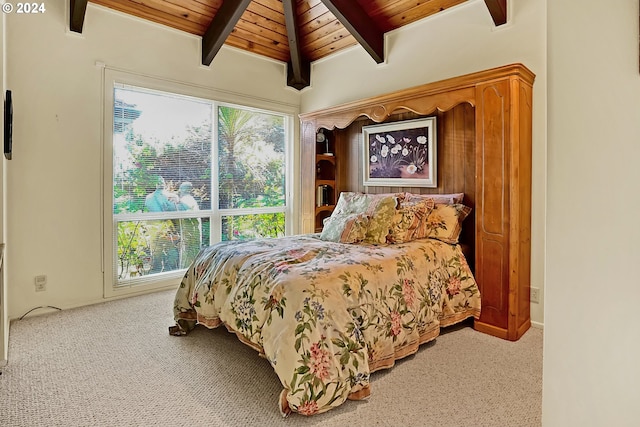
[110,85,289,288]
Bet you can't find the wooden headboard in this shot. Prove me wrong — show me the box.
[299,64,535,341]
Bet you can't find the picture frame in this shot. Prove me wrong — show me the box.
[362,117,437,187]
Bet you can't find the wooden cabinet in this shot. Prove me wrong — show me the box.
[472,77,533,341]
[299,64,534,341]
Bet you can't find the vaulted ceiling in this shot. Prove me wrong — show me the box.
[69,0,507,89]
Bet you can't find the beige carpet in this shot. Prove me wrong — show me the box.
[0,289,542,426]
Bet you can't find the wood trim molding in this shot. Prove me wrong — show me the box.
[300,63,534,130]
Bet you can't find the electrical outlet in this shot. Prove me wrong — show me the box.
[34,275,47,292]
[530,287,540,304]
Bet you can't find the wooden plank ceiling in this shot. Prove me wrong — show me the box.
[72,0,507,89]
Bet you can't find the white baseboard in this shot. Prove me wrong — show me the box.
[10,284,178,321]
[531,321,544,330]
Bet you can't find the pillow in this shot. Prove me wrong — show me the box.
[424,203,472,244]
[334,192,403,216]
[320,213,370,243]
[401,192,464,207]
[333,192,402,244]
[387,199,435,244]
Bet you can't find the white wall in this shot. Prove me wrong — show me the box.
[301,0,547,326]
[544,1,640,425]
[5,3,298,319]
[0,11,7,364]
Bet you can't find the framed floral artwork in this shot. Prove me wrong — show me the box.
[362,117,437,187]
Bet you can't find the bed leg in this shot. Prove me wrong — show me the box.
[279,389,292,417]
[168,319,196,336]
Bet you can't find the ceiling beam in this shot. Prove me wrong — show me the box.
[320,0,384,64]
[283,0,310,90]
[484,0,507,26]
[69,0,88,33]
[201,0,253,66]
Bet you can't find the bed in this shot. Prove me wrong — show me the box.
[171,192,481,416]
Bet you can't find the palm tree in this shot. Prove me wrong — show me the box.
[218,106,254,238]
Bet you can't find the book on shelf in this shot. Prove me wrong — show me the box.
[316,185,330,207]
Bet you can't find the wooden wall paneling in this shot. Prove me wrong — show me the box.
[320,104,477,259]
[340,120,363,195]
[446,103,476,265]
[463,102,477,207]
[451,106,466,192]
[439,110,455,194]
[334,106,475,200]
[461,102,477,267]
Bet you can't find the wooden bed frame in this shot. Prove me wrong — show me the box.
[299,63,534,341]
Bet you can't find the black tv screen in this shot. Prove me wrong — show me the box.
[4,89,11,160]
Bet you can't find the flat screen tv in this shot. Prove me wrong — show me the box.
[4,89,12,160]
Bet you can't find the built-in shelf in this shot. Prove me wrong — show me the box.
[315,205,336,213]
[316,179,335,187]
[314,129,337,231]
[316,154,335,162]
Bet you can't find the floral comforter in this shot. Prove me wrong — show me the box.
[172,234,481,416]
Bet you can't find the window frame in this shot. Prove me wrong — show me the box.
[102,69,299,299]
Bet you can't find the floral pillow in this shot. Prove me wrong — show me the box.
[334,192,403,216]
[333,192,401,244]
[387,199,435,243]
[424,203,472,244]
[320,212,370,243]
[401,192,464,206]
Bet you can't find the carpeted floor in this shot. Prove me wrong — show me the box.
[0,289,542,426]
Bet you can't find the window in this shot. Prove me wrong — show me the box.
[103,76,295,296]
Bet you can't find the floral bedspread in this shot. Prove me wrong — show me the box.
[172,234,481,416]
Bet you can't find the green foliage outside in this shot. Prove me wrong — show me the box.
[114,102,286,280]
[222,212,286,241]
